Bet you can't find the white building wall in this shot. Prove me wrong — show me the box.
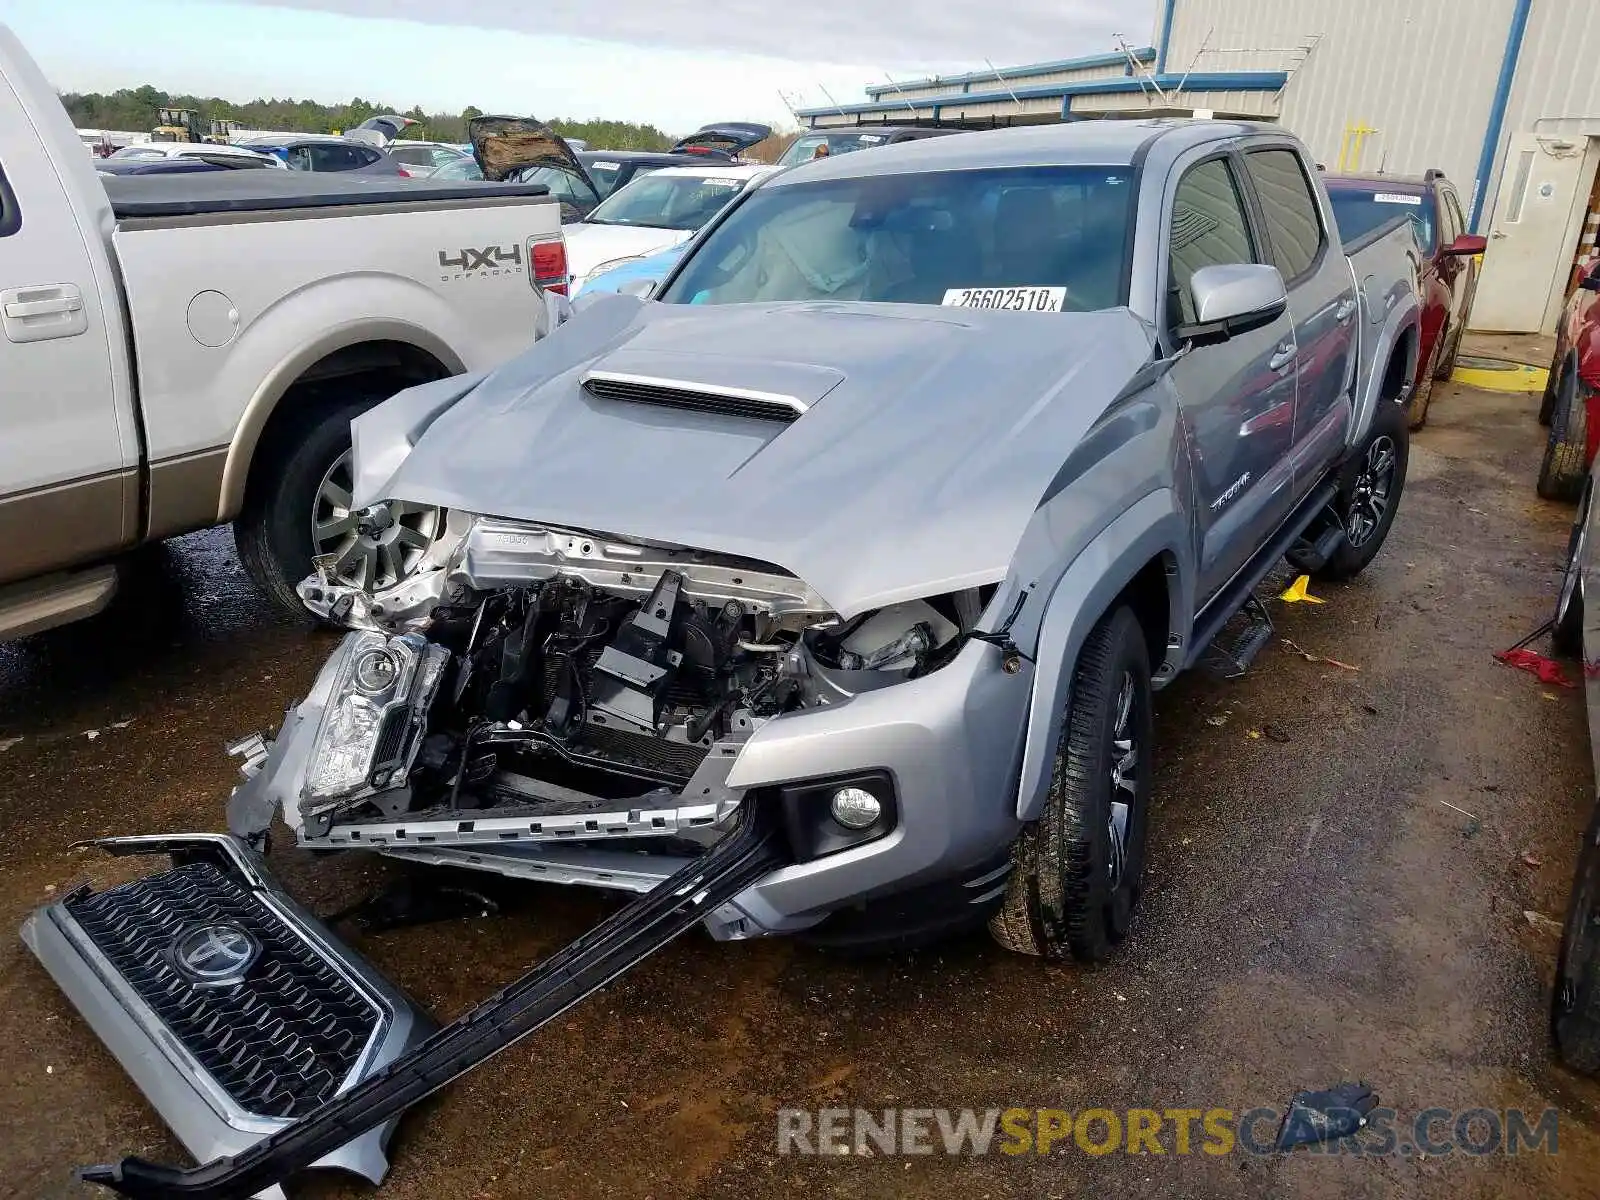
[1163,0,1511,193]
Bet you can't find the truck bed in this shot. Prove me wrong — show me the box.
[101,169,552,220]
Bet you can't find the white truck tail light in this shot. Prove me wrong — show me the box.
[527,234,568,296]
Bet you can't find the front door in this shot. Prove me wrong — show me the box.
[0,137,130,584]
[1473,133,1596,332]
[1162,154,1298,604]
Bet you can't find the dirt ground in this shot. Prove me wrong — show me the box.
[4,365,1600,1199]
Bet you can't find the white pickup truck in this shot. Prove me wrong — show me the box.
[0,25,569,636]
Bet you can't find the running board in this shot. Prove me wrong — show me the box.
[76,804,786,1200]
[1187,479,1338,672]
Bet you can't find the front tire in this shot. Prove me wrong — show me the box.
[1313,397,1409,581]
[1539,364,1589,503]
[990,606,1154,962]
[1554,481,1590,658]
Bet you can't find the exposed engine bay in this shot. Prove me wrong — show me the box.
[293,516,992,842]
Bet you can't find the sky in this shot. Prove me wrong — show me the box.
[6,0,1159,133]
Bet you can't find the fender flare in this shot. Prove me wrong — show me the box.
[216,320,467,522]
[1351,289,1422,447]
[1015,489,1190,821]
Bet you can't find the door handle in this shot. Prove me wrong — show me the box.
[3,296,82,319]
[1334,298,1357,324]
[1,284,89,344]
[1268,343,1296,371]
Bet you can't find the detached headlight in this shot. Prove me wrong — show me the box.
[303,631,448,808]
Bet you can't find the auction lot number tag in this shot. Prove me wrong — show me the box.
[942,286,1067,312]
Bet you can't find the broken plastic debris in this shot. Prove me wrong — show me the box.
[1494,647,1574,688]
[1522,852,1544,868]
[1275,1082,1377,1150]
[0,736,20,754]
[1279,575,1326,605]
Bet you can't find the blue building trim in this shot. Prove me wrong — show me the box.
[1156,0,1178,74]
[1469,0,1534,230]
[796,71,1288,120]
[864,47,1155,97]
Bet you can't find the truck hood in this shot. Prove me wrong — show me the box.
[372,295,1156,617]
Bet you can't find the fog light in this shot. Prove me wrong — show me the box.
[829,786,882,830]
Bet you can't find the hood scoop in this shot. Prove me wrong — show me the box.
[581,370,809,423]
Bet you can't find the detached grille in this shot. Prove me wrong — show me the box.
[66,862,379,1119]
[582,372,804,423]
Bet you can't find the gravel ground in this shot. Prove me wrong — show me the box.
[2,370,1599,1199]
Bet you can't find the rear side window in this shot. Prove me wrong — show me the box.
[1245,149,1325,283]
[1166,157,1257,327]
[0,161,18,236]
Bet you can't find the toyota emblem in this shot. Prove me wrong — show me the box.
[171,923,259,987]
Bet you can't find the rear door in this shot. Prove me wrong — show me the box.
[0,113,134,582]
[1242,145,1357,499]
[1160,153,1299,602]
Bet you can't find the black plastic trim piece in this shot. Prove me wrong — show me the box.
[77,804,785,1200]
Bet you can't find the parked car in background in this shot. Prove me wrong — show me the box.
[0,24,570,639]
[1324,170,1484,428]
[427,155,483,182]
[1537,257,1600,501]
[238,134,407,175]
[564,163,775,294]
[385,140,469,173]
[579,243,685,295]
[776,124,964,166]
[95,156,278,176]
[105,142,284,169]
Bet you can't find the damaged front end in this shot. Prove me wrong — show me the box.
[280,513,985,878]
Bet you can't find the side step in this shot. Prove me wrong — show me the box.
[0,563,117,642]
[74,804,786,1200]
[1201,595,1275,679]
[21,834,433,1200]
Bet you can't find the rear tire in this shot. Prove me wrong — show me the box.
[1539,353,1563,426]
[235,399,375,619]
[1554,809,1600,1074]
[1554,481,1590,659]
[1313,398,1409,582]
[1433,320,1461,381]
[1408,337,1443,431]
[1539,365,1588,503]
[990,606,1153,962]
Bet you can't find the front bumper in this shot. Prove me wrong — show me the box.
[21,834,433,1199]
[239,631,1033,940]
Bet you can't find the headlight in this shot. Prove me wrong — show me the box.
[586,254,645,281]
[303,631,448,807]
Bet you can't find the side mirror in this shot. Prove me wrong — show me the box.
[1176,264,1288,346]
[1445,233,1488,257]
[1582,260,1600,292]
[617,278,659,300]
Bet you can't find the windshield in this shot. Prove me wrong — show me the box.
[585,172,749,231]
[1327,188,1435,252]
[109,147,164,160]
[661,165,1134,310]
[430,156,484,181]
[778,131,902,166]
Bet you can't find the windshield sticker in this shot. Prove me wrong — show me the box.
[701,178,744,187]
[1373,193,1423,205]
[591,160,621,170]
[858,134,884,143]
[942,286,1067,312]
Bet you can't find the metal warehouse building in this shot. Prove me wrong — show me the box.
[798,0,1600,333]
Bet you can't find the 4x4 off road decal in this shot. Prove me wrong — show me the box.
[438,245,524,280]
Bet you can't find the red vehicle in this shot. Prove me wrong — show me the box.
[1537,256,1600,501]
[1324,170,1485,428]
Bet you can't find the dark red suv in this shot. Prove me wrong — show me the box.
[1537,256,1600,500]
[1324,170,1485,428]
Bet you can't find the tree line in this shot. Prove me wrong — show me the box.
[59,84,680,149]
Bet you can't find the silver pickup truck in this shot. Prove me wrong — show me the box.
[24,119,1422,1199]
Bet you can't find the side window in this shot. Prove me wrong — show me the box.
[1442,188,1468,244]
[357,147,382,167]
[1244,149,1325,284]
[1436,189,1460,244]
[1167,157,1258,327]
[286,146,313,171]
[0,161,19,237]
